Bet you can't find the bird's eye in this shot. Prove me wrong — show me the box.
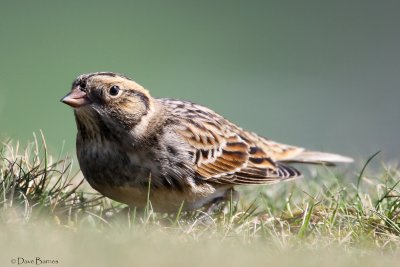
[109,85,120,96]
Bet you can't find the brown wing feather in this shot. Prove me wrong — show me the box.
[178,123,249,179]
[169,100,302,184]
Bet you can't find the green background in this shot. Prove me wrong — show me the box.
[0,0,399,161]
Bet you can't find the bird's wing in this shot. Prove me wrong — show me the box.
[171,101,302,184]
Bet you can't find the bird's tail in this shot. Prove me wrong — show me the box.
[281,150,353,166]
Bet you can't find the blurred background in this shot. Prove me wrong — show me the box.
[0,0,399,162]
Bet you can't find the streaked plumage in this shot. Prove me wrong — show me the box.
[61,72,353,212]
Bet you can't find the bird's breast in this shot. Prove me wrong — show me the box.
[76,135,224,212]
[77,139,152,187]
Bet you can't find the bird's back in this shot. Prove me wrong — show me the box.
[159,98,352,185]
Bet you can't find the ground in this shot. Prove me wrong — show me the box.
[1,137,399,267]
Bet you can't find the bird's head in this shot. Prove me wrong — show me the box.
[61,72,153,133]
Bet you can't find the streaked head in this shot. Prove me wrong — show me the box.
[61,72,153,131]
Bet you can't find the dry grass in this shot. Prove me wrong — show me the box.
[1,135,400,267]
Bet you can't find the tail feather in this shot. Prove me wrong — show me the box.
[281,151,353,166]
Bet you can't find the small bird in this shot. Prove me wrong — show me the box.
[61,72,353,212]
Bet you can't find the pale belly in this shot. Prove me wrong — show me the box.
[78,140,230,212]
[91,182,230,212]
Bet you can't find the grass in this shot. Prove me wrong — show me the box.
[1,135,400,267]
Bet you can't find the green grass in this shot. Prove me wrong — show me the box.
[1,136,400,267]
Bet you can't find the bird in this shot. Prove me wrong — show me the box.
[61,72,353,213]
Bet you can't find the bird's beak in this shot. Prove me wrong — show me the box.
[61,88,91,108]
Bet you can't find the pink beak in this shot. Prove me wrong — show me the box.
[61,88,91,108]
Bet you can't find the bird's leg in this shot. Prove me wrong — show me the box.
[205,188,239,214]
[194,188,239,226]
[205,196,225,214]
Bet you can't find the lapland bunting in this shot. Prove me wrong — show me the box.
[61,72,353,212]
